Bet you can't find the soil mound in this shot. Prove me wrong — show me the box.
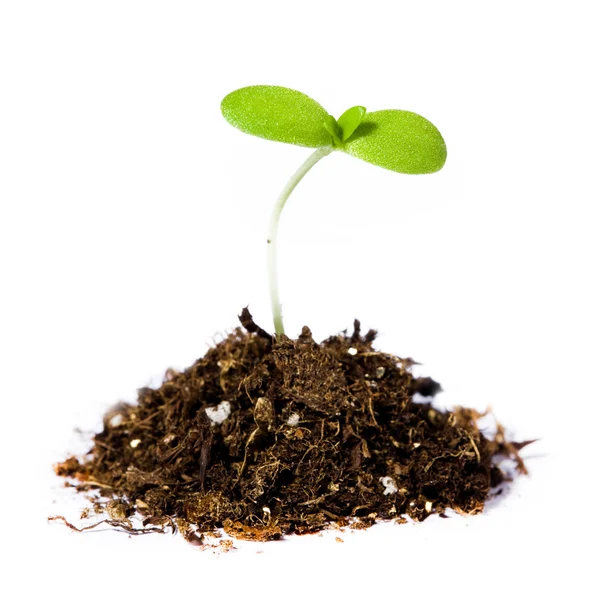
[55,309,527,543]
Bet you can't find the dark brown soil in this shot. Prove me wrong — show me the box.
[54,309,530,544]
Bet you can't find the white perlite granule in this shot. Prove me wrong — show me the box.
[286,413,300,426]
[379,476,399,495]
[205,400,231,425]
[109,414,123,427]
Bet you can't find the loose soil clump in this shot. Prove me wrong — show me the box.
[55,309,528,543]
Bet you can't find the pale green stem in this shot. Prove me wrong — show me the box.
[267,146,333,335]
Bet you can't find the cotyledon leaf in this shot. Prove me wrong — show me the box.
[342,110,447,174]
[221,85,332,148]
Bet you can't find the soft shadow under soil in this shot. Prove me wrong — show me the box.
[54,309,530,544]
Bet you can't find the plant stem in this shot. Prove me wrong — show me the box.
[267,146,333,335]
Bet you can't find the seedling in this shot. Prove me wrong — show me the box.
[222,85,446,335]
[54,88,529,544]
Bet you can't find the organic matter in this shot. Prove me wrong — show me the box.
[54,311,529,544]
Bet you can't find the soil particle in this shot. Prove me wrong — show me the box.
[54,309,527,544]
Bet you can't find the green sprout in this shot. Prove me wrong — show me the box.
[221,85,447,336]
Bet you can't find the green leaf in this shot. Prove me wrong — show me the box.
[337,106,366,141]
[323,115,342,145]
[221,85,332,148]
[342,110,447,174]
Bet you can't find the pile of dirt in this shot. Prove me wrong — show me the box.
[54,309,528,544]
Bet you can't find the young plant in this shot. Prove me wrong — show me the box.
[221,85,447,335]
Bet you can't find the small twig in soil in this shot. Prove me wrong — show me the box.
[238,307,273,340]
[48,515,167,535]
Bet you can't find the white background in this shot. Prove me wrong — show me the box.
[1,1,599,598]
